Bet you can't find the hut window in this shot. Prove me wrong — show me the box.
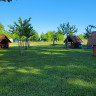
[1,39,7,44]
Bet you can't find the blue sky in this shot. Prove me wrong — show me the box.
[0,0,96,36]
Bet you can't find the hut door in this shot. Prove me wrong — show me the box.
[1,39,8,48]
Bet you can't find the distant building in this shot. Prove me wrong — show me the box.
[87,31,96,56]
[9,38,13,43]
[13,40,18,42]
[0,35,11,49]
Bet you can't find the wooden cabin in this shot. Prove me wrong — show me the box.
[87,31,96,56]
[64,36,82,48]
[0,35,11,49]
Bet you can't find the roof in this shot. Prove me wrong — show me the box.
[0,35,11,43]
[64,36,82,43]
[87,31,96,45]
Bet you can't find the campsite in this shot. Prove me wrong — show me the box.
[0,41,96,96]
[0,0,96,96]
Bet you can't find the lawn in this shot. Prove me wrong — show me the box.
[0,42,96,96]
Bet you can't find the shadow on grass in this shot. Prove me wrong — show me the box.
[0,45,96,96]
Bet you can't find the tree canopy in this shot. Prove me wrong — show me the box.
[0,0,12,2]
[8,17,34,41]
[84,26,93,39]
[57,22,78,36]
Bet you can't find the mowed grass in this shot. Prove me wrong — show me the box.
[0,42,96,96]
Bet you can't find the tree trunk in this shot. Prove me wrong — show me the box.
[19,37,22,56]
[25,39,29,50]
[66,38,68,49]
[28,40,30,47]
[53,39,55,46]
[25,41,27,50]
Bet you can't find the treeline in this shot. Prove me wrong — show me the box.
[0,24,65,41]
[40,31,64,41]
[0,17,94,42]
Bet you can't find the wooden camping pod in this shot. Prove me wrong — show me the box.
[87,31,96,56]
[0,35,11,49]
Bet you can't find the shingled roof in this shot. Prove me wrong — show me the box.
[64,36,82,43]
[0,35,11,43]
[87,31,96,45]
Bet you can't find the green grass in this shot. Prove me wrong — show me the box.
[0,42,96,96]
[9,41,64,46]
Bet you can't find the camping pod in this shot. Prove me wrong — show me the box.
[0,35,11,49]
[87,31,96,56]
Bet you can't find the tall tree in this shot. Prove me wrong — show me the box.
[8,17,34,55]
[23,18,34,40]
[57,22,78,48]
[23,17,34,48]
[8,17,24,42]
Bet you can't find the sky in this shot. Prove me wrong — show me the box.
[0,0,96,36]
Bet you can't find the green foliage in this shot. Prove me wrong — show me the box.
[32,31,39,41]
[57,22,78,36]
[40,32,46,40]
[10,34,19,40]
[46,32,51,41]
[84,26,93,39]
[69,30,73,36]
[40,31,64,41]
[0,23,11,38]
[0,0,12,2]
[52,31,57,40]
[46,31,54,41]
[78,34,85,40]
[56,32,64,41]
[8,17,34,40]
[23,17,34,40]
[0,23,4,32]
[84,25,96,39]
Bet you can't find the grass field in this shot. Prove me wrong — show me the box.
[0,42,96,96]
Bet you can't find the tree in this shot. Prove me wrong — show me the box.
[0,0,12,2]
[33,31,39,41]
[40,32,46,41]
[46,31,55,42]
[52,31,57,45]
[23,18,34,40]
[8,17,24,41]
[0,23,4,31]
[0,23,11,38]
[84,26,93,39]
[8,17,34,55]
[22,18,34,48]
[57,22,78,48]
[78,34,85,40]
[56,31,64,41]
